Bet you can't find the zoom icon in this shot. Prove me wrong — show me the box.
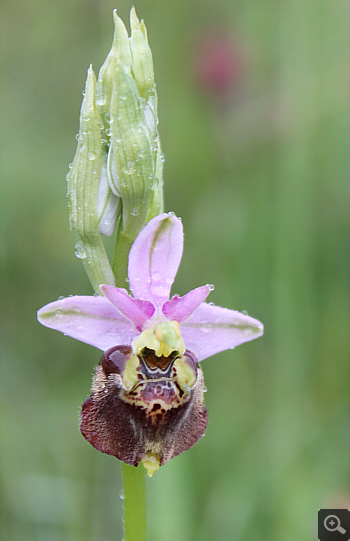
[318,509,350,541]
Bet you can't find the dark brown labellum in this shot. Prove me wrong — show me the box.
[80,347,208,468]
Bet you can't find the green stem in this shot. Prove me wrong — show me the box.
[121,463,147,541]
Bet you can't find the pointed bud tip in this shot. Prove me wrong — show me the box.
[130,6,140,30]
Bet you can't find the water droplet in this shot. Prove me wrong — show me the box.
[74,241,87,259]
[138,149,146,158]
[119,490,125,500]
[105,128,112,137]
[160,153,165,163]
[199,323,213,333]
[208,284,215,292]
[93,292,100,297]
[131,208,138,216]
[122,161,136,175]
[242,310,248,316]
[87,152,96,161]
[75,133,81,141]
[58,296,65,301]
[203,386,208,393]
[68,163,73,169]
[55,309,63,317]
[105,111,111,123]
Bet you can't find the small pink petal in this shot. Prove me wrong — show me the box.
[128,213,183,306]
[100,285,155,331]
[180,303,263,361]
[162,285,211,323]
[37,296,138,351]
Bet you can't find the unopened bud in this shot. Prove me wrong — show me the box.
[67,66,115,291]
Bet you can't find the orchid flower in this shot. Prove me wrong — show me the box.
[38,213,263,476]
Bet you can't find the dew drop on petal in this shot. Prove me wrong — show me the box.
[58,295,65,301]
[242,310,248,316]
[55,309,63,317]
[200,323,213,333]
[208,284,215,292]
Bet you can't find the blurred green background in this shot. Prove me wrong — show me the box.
[1,0,349,540]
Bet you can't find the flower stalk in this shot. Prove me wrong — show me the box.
[121,463,147,541]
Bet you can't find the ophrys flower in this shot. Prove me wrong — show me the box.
[38,213,263,475]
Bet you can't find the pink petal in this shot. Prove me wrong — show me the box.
[180,303,263,362]
[100,285,155,331]
[162,285,211,323]
[37,296,138,351]
[128,213,183,306]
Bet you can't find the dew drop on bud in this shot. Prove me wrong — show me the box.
[74,241,87,259]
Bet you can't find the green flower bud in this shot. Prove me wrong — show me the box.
[67,66,116,291]
[95,9,164,285]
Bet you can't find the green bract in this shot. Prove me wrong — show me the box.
[67,8,163,292]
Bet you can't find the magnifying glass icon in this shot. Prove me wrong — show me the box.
[324,515,346,534]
